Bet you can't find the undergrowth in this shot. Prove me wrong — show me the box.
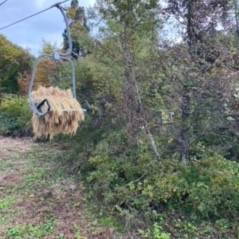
[0,95,31,136]
[59,123,239,238]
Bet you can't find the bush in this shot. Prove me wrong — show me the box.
[151,155,239,219]
[0,95,32,136]
[55,120,239,237]
[74,130,239,222]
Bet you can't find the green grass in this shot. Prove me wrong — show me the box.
[75,229,87,239]
[0,160,15,172]
[22,168,48,189]
[97,215,120,229]
[0,196,16,211]
[0,196,18,229]
[0,145,60,238]
[15,148,66,193]
[0,140,122,239]
[6,219,55,239]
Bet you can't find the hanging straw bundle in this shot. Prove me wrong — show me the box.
[31,86,85,139]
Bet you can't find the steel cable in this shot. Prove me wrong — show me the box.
[0,0,70,31]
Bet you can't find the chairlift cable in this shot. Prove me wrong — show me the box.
[0,0,8,7]
[0,0,70,31]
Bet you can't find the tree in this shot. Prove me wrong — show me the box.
[94,0,161,158]
[233,0,239,36]
[0,35,31,94]
[165,0,236,163]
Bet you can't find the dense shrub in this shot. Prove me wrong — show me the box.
[0,95,32,136]
[72,130,239,223]
[150,156,239,219]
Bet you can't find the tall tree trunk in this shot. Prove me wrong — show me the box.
[179,87,191,164]
[120,24,160,159]
[178,0,196,163]
[179,0,198,163]
[187,0,197,57]
[121,26,140,140]
[234,0,239,37]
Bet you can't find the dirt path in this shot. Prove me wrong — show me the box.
[0,136,32,160]
[0,137,115,239]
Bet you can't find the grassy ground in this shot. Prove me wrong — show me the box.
[2,137,238,239]
[0,137,118,239]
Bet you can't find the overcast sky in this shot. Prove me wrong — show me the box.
[0,0,95,55]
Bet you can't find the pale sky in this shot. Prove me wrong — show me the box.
[0,0,95,55]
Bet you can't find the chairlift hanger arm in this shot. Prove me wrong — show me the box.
[29,3,77,117]
[55,4,73,57]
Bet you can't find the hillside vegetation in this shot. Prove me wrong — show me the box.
[1,0,239,238]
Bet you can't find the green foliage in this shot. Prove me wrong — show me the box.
[0,196,16,211]
[152,223,171,239]
[67,127,239,236]
[0,35,31,94]
[2,0,239,238]
[77,56,122,103]
[0,95,31,136]
[138,222,171,239]
[74,129,239,222]
[53,1,239,237]
[6,219,55,239]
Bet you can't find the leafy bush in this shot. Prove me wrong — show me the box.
[0,95,32,136]
[151,155,239,219]
[72,129,239,223]
[152,223,171,239]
